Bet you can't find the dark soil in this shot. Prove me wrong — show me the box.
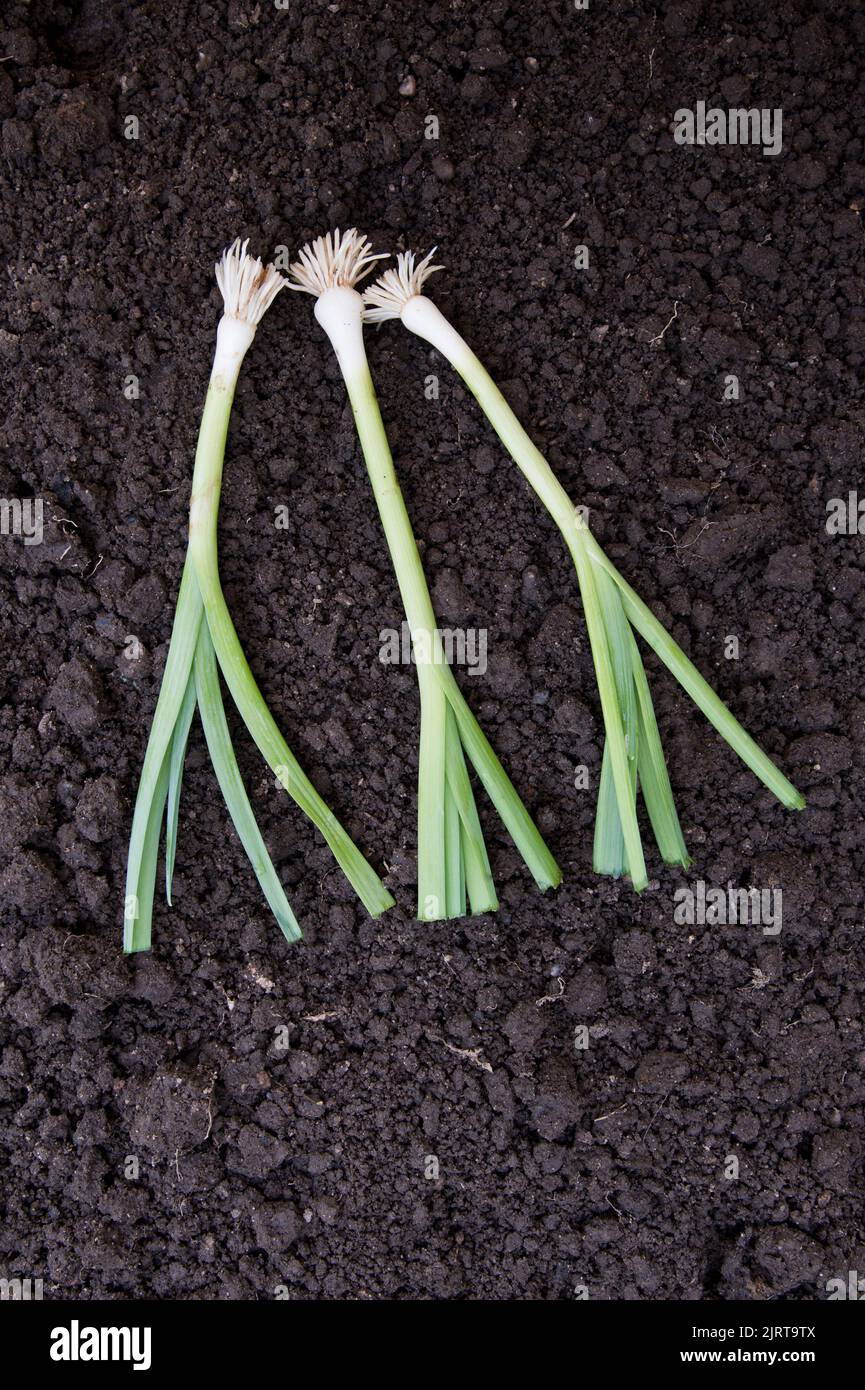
[0,0,863,1301]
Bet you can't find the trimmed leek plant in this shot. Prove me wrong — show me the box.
[288,229,561,920]
[364,251,805,892]
[124,238,393,953]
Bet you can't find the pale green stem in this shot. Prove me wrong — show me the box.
[582,531,805,810]
[444,703,498,914]
[405,296,804,813]
[567,533,647,890]
[338,346,559,908]
[165,641,198,903]
[186,349,394,918]
[340,357,462,919]
[123,555,202,951]
[193,622,302,944]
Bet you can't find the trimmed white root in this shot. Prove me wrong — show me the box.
[215,238,286,326]
[287,228,387,298]
[363,248,443,322]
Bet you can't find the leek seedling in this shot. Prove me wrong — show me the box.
[288,229,561,920]
[124,238,394,953]
[365,251,805,892]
